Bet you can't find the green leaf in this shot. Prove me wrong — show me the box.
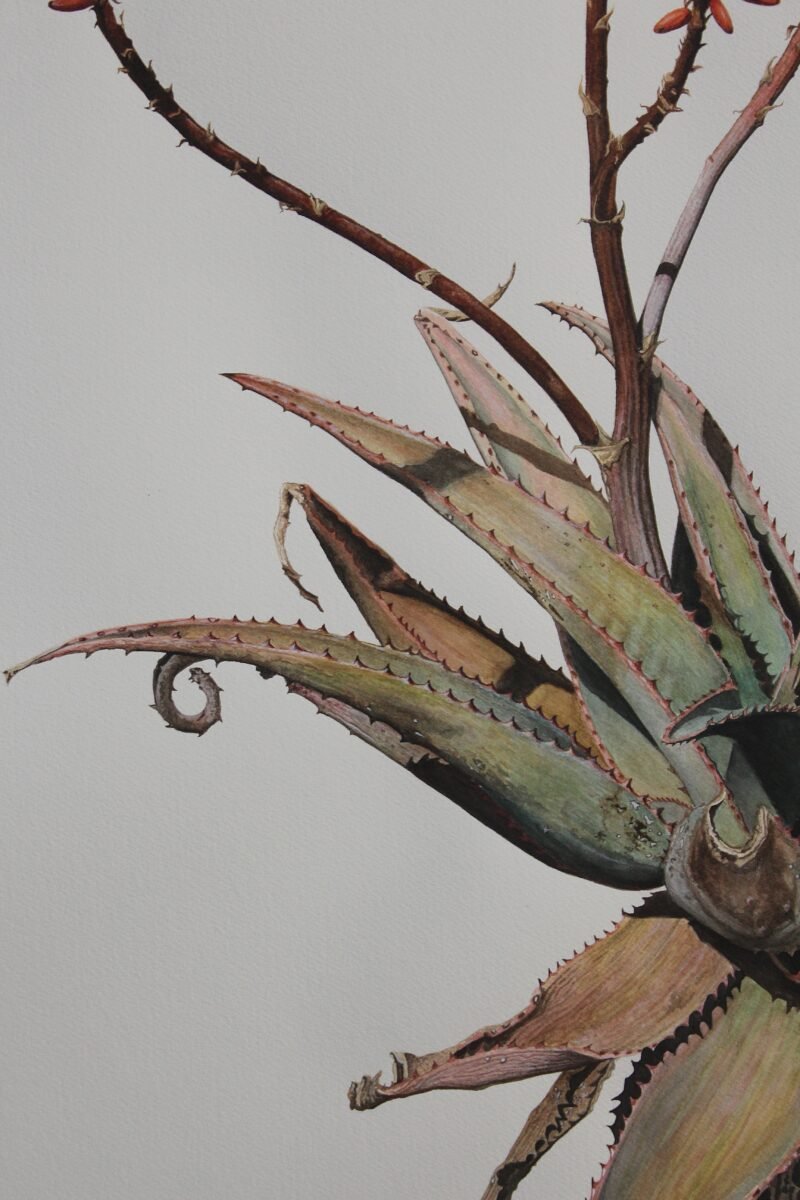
[668,698,800,832]
[561,636,690,824]
[657,388,791,691]
[281,484,600,755]
[415,309,611,539]
[227,372,729,805]
[286,681,599,867]
[543,301,796,694]
[592,978,800,1200]
[6,618,671,887]
[348,898,735,1109]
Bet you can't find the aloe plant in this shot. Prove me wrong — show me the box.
[7,2,800,1196]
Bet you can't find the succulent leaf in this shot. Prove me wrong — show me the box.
[480,1062,613,1200]
[227,372,730,804]
[348,899,735,1108]
[6,618,671,887]
[415,309,612,539]
[560,635,691,821]
[543,301,800,676]
[286,682,594,865]
[280,484,600,754]
[656,386,792,691]
[592,978,800,1200]
[668,701,800,833]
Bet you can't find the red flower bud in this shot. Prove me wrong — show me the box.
[48,1,94,10]
[742,0,781,5]
[654,6,691,32]
[709,0,735,30]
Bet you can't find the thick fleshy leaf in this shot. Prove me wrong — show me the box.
[287,682,596,864]
[656,387,791,691]
[480,1062,613,1200]
[348,898,735,1108]
[281,484,599,755]
[543,301,800,676]
[7,618,671,886]
[560,636,690,822]
[292,484,690,813]
[668,701,800,833]
[415,309,611,539]
[592,978,800,1200]
[227,372,729,804]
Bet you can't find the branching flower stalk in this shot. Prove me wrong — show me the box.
[13,2,800,1196]
[642,16,800,344]
[88,0,598,448]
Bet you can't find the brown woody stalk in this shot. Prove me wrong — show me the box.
[90,0,597,446]
[641,20,800,344]
[594,9,706,196]
[584,2,668,578]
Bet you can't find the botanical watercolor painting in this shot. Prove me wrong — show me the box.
[4,3,800,1197]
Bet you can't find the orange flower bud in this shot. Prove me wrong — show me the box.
[654,7,691,33]
[709,0,735,30]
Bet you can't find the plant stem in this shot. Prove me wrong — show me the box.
[641,22,800,345]
[584,1,668,578]
[592,10,706,200]
[89,1,598,445]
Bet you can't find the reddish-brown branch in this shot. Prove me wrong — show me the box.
[584,1,667,578]
[641,20,800,344]
[593,10,707,200]
[88,1,597,445]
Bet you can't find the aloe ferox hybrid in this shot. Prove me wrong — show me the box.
[9,2,800,1197]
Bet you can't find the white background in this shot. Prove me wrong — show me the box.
[3,3,799,1197]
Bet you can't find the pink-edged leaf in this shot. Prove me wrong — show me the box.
[293,483,689,809]
[544,301,799,692]
[480,1062,614,1200]
[7,618,671,887]
[560,635,690,820]
[668,698,800,833]
[282,484,600,756]
[415,309,611,539]
[348,897,735,1108]
[756,1158,800,1199]
[228,372,728,805]
[592,977,800,1200]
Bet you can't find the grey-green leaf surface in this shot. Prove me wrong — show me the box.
[7,618,671,887]
[228,372,729,804]
[415,309,611,539]
[543,301,797,693]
